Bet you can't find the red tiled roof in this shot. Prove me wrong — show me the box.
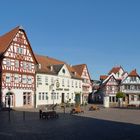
[35,54,81,79]
[72,64,86,76]
[0,26,19,54]
[108,66,121,74]
[129,69,139,77]
[100,75,108,80]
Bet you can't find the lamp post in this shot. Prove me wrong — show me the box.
[7,88,11,121]
[52,90,55,105]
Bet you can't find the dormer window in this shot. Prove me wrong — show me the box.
[62,69,65,74]
[38,64,41,69]
[130,77,136,82]
[72,71,76,76]
[50,65,53,71]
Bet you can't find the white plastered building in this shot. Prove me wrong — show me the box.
[35,55,82,107]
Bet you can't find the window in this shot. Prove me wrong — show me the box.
[28,76,32,84]
[112,97,115,102]
[54,93,56,100]
[22,75,27,84]
[51,77,54,85]
[23,92,31,105]
[130,77,136,82]
[71,93,74,99]
[23,62,26,70]
[45,76,48,85]
[28,63,32,70]
[42,93,44,100]
[72,80,74,87]
[37,75,42,85]
[15,60,19,68]
[62,69,65,74]
[39,93,41,100]
[51,92,56,100]
[67,93,69,99]
[14,74,19,83]
[17,47,23,54]
[134,85,137,90]
[62,79,64,86]
[6,59,11,67]
[79,81,81,88]
[46,93,48,100]
[6,73,11,83]
[75,81,78,88]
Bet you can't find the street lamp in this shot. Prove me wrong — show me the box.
[52,90,55,105]
[7,88,11,121]
[50,79,59,105]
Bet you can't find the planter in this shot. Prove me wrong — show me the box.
[103,96,109,108]
[118,98,123,107]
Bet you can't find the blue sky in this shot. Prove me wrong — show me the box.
[0,0,140,79]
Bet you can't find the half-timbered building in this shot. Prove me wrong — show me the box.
[0,26,37,108]
[73,64,92,104]
[120,69,140,106]
[97,66,128,106]
[100,74,120,106]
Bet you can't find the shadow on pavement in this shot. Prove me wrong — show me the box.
[0,109,140,140]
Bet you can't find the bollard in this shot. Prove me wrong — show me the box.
[39,110,42,119]
[8,109,11,121]
[23,111,25,121]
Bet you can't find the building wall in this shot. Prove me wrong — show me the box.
[1,29,36,108]
[2,88,34,107]
[36,73,82,107]
[81,67,92,103]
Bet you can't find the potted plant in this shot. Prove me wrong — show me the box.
[116,92,125,107]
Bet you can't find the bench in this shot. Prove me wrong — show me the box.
[39,110,59,120]
[127,104,137,108]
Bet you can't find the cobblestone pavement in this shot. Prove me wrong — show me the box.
[0,106,140,140]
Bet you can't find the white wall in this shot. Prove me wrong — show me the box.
[36,73,82,107]
[2,88,34,107]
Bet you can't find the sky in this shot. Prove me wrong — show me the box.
[0,0,140,80]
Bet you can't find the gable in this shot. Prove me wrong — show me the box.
[81,65,91,80]
[122,75,140,84]
[2,27,37,64]
[58,64,71,78]
[105,76,118,86]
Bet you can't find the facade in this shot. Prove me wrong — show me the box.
[0,26,37,108]
[88,80,100,103]
[99,66,140,107]
[101,74,120,106]
[120,69,140,106]
[99,66,128,106]
[73,64,92,104]
[0,26,92,108]
[35,55,82,107]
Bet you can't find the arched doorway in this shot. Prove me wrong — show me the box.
[5,92,15,108]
